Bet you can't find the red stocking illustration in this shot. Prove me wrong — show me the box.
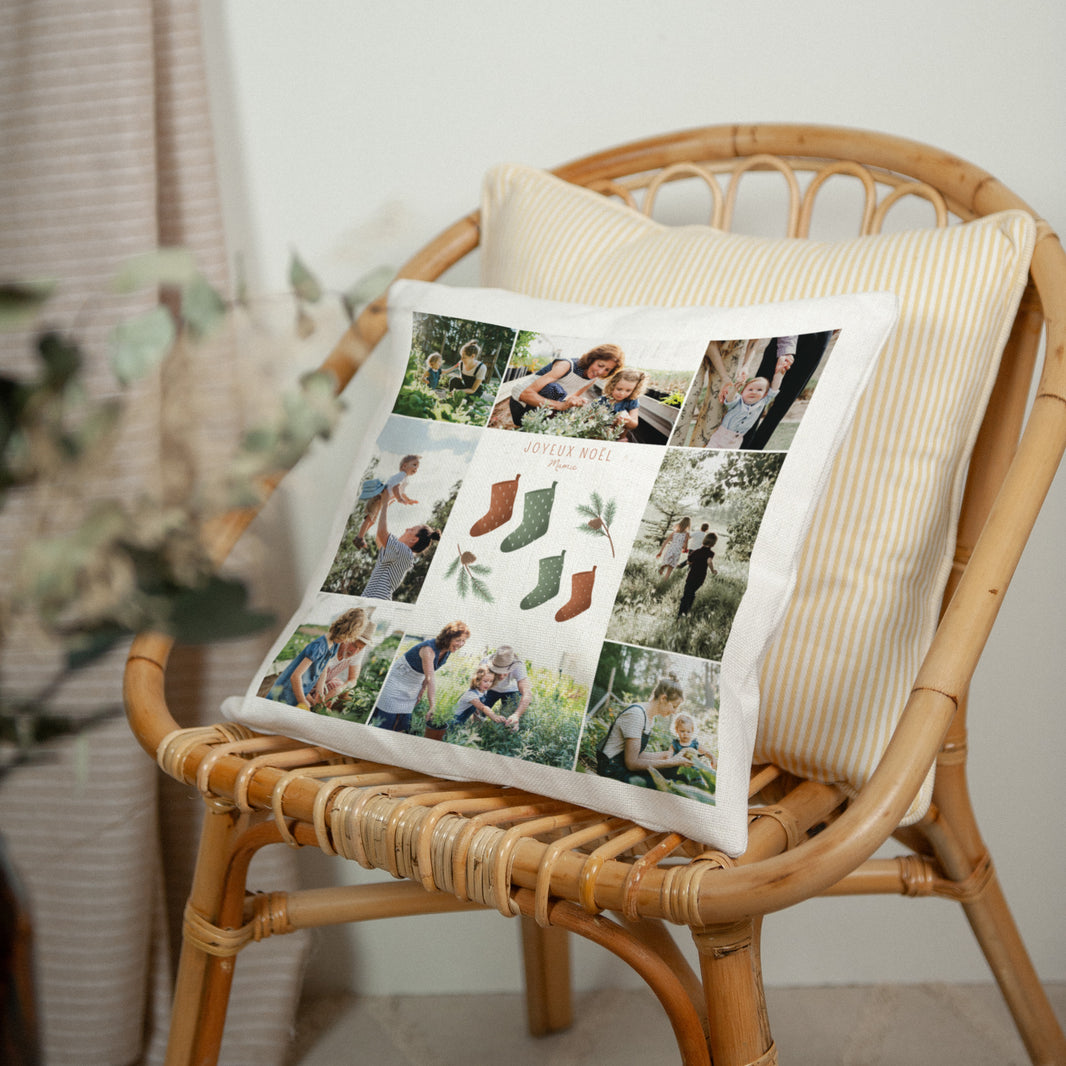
[470,473,520,537]
[554,565,597,622]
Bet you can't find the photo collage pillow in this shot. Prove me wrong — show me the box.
[226,280,897,854]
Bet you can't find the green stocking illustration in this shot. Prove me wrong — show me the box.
[555,565,597,622]
[520,550,566,610]
[470,473,520,537]
[500,481,557,553]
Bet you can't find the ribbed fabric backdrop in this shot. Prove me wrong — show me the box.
[0,3,308,1064]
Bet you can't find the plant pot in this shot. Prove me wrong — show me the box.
[424,725,448,741]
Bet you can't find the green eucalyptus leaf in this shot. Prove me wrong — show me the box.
[181,274,227,338]
[111,248,199,293]
[65,626,129,669]
[37,330,82,388]
[110,306,176,384]
[165,575,273,644]
[340,265,394,321]
[0,280,57,329]
[288,252,323,304]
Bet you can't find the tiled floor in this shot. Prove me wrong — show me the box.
[289,982,1066,1065]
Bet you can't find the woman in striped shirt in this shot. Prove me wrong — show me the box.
[361,494,440,600]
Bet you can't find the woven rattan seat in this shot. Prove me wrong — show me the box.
[123,124,1066,1066]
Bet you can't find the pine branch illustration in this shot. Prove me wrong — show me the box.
[452,544,493,599]
[576,495,617,557]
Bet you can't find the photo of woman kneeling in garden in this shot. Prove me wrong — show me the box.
[579,642,719,803]
[368,634,588,769]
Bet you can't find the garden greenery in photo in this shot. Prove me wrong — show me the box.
[350,639,588,770]
[607,448,785,661]
[391,311,513,426]
[580,641,719,801]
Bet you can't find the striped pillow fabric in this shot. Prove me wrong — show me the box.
[480,164,1036,818]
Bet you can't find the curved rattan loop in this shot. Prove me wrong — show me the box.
[156,723,254,782]
[270,763,358,847]
[331,785,394,868]
[533,818,624,927]
[449,798,568,900]
[721,153,803,235]
[660,852,736,926]
[577,824,653,914]
[870,180,950,233]
[382,786,490,879]
[642,162,725,226]
[489,809,591,917]
[749,805,804,853]
[797,160,879,237]
[192,737,273,800]
[414,792,539,892]
[586,177,639,209]
[621,833,686,922]
[233,745,332,813]
[310,770,383,855]
[464,824,505,909]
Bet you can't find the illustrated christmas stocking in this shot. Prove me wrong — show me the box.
[469,473,521,537]
[555,565,597,622]
[500,481,557,553]
[519,550,566,610]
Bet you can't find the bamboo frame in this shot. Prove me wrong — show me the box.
[123,124,1066,1065]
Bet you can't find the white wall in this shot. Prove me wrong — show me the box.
[199,0,1066,993]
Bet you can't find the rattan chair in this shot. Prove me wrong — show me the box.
[124,124,1066,1066]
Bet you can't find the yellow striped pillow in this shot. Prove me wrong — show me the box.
[480,163,1036,818]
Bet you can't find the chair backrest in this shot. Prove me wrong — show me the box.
[327,125,1062,781]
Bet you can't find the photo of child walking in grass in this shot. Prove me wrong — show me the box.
[606,448,785,661]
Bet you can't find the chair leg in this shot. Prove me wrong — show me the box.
[930,750,1066,1066]
[692,918,777,1066]
[961,871,1066,1065]
[166,803,259,1066]
[518,917,573,1036]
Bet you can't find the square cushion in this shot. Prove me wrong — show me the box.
[229,279,896,854]
[479,163,1036,818]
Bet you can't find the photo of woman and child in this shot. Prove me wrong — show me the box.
[671,330,838,451]
[264,605,376,712]
[581,643,718,801]
[368,634,586,769]
[488,330,690,444]
[393,312,514,426]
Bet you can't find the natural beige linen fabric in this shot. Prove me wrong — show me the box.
[0,4,306,1063]
[479,163,1035,818]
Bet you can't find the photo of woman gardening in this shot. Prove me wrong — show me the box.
[487,330,692,445]
[671,330,838,450]
[392,311,514,426]
[369,619,471,732]
[265,605,376,710]
[367,633,588,769]
[322,414,479,604]
[579,642,719,803]
[606,448,785,662]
